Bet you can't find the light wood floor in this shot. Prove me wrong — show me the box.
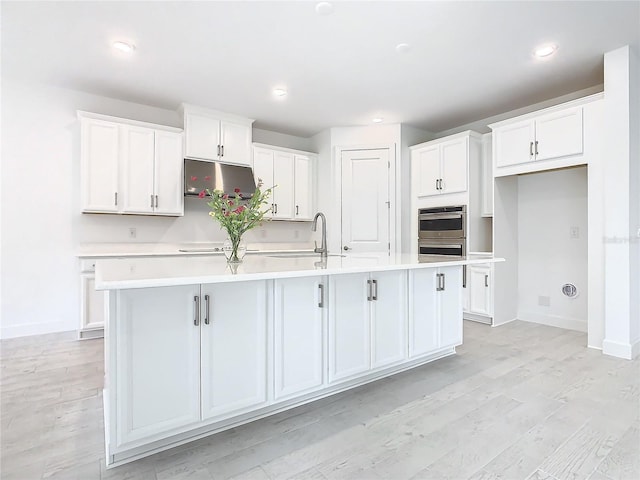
[1,321,638,480]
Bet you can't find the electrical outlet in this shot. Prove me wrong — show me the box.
[570,226,579,239]
[538,295,551,307]
[129,227,137,239]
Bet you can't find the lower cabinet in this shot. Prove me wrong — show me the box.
[114,281,268,448]
[464,264,493,322]
[274,276,325,400]
[409,266,463,358]
[328,271,407,383]
[79,258,105,338]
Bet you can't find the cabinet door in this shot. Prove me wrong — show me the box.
[440,138,467,194]
[371,270,407,369]
[80,274,104,331]
[220,120,252,166]
[274,276,325,400]
[494,119,534,168]
[408,269,439,358]
[81,118,120,212]
[154,131,184,216]
[439,266,463,347]
[468,265,492,317]
[272,151,294,219]
[185,112,220,160]
[201,281,267,420]
[414,146,440,197]
[481,134,493,217]
[115,285,201,447]
[253,147,275,219]
[328,273,370,383]
[294,154,314,220]
[121,125,155,214]
[534,107,583,161]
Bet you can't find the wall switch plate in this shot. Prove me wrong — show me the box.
[129,227,137,239]
[570,226,579,239]
[538,295,551,307]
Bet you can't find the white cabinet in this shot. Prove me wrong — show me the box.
[409,266,463,358]
[113,281,268,447]
[328,271,407,383]
[465,264,493,322]
[183,108,253,166]
[411,134,472,197]
[115,285,201,447]
[79,112,184,216]
[201,281,268,420]
[493,106,583,169]
[80,118,120,212]
[252,144,316,221]
[481,133,493,217]
[274,276,325,400]
[79,258,105,339]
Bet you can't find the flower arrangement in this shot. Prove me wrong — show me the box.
[199,182,273,263]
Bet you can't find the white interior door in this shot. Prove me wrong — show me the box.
[341,149,390,253]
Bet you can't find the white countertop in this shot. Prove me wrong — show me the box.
[95,253,503,290]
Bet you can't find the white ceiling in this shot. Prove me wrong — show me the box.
[2,1,639,137]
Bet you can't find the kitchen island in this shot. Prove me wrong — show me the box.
[96,253,502,466]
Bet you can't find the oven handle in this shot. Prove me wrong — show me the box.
[418,243,465,249]
[419,213,464,221]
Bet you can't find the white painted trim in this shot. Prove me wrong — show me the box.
[409,129,483,151]
[0,322,75,339]
[517,311,587,332]
[492,316,517,327]
[77,111,183,133]
[602,338,640,360]
[252,142,317,156]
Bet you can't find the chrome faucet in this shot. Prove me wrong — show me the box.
[312,212,328,258]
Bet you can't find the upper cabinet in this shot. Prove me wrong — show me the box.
[490,95,603,177]
[411,132,480,197]
[252,144,316,221]
[79,112,184,216]
[182,105,253,166]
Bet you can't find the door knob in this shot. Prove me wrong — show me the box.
[343,246,351,251]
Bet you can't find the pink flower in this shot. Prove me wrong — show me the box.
[228,201,234,207]
[233,206,246,214]
[234,187,241,193]
[198,190,206,199]
[191,176,198,181]
[204,176,211,181]
[222,194,229,199]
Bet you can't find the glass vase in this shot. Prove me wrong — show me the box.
[223,236,246,264]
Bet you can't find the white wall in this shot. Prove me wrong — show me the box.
[517,167,588,332]
[0,80,315,338]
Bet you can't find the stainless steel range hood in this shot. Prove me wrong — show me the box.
[184,159,256,198]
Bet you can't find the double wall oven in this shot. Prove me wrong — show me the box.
[418,205,466,260]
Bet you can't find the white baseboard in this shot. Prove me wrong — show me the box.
[602,338,640,360]
[0,321,74,339]
[517,311,587,332]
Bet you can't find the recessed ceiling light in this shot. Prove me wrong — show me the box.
[273,88,287,97]
[315,2,333,15]
[372,117,384,124]
[113,41,135,53]
[534,44,557,58]
[395,43,411,54]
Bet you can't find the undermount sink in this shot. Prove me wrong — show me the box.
[266,253,346,258]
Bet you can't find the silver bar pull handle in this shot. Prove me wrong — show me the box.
[274,204,278,214]
[155,195,158,208]
[463,265,467,288]
[193,296,200,326]
[535,140,539,156]
[296,205,299,216]
[151,194,154,208]
[318,284,324,308]
[366,279,372,301]
[372,279,378,301]
[217,145,220,157]
[435,179,439,191]
[440,179,444,191]
[204,294,210,324]
[442,273,446,291]
[530,141,534,156]
[436,273,441,291]
[114,192,118,206]
[221,145,224,157]
[485,274,489,288]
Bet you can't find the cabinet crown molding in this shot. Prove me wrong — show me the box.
[488,92,603,129]
[179,103,255,126]
[253,143,318,157]
[76,111,183,133]
[410,130,482,151]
